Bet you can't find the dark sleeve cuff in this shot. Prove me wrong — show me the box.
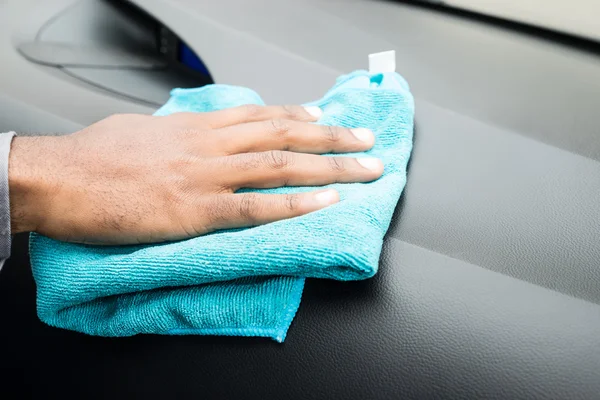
[0,131,16,271]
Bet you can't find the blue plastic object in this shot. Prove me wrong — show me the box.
[178,41,211,77]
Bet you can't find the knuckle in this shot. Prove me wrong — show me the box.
[264,150,292,170]
[239,193,260,222]
[268,118,291,137]
[177,127,202,140]
[240,104,263,119]
[285,193,301,212]
[281,105,303,120]
[324,125,342,142]
[170,153,199,171]
[328,157,346,173]
[281,177,291,187]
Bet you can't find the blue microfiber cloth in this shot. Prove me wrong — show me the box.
[29,70,414,342]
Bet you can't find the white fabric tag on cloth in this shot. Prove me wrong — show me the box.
[368,50,396,74]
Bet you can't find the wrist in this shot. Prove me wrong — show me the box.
[8,135,66,234]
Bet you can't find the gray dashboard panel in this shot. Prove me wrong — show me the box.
[18,42,166,69]
[394,101,600,303]
[1,0,156,127]
[0,94,82,134]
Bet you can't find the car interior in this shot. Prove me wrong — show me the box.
[1,0,600,398]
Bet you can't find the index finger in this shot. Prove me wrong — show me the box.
[200,104,323,128]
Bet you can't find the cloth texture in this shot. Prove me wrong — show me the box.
[29,70,414,342]
[0,131,15,272]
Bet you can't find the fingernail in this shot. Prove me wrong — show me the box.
[314,189,339,206]
[351,128,374,143]
[357,157,384,172]
[304,106,323,119]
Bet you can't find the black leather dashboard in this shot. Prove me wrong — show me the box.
[1,0,600,398]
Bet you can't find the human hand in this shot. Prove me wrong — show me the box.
[8,105,383,244]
